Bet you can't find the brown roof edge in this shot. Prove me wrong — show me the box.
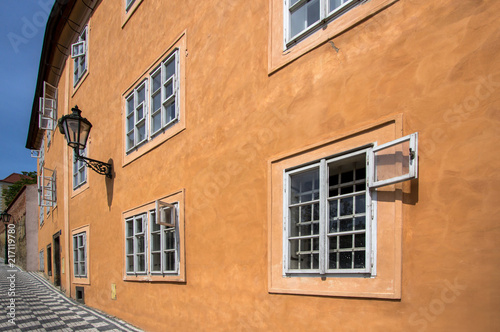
[25,0,78,150]
[1,173,32,184]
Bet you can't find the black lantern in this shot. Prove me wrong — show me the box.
[1,211,12,263]
[58,106,112,178]
[58,105,92,150]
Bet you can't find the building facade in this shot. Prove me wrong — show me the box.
[0,184,38,271]
[26,0,500,331]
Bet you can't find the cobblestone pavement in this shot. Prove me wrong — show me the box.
[0,259,142,331]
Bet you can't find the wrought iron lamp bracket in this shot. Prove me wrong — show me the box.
[75,148,112,178]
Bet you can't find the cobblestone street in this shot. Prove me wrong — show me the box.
[0,259,142,331]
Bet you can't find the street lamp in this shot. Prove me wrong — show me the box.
[58,105,113,178]
[1,211,12,264]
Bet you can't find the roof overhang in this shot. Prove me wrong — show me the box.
[25,0,99,150]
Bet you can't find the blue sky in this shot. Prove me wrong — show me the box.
[0,0,55,180]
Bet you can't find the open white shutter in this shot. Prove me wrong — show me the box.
[368,133,418,189]
[38,167,56,207]
[155,200,177,227]
[71,40,86,58]
[38,81,57,130]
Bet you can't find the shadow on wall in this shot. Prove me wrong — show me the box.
[106,158,114,210]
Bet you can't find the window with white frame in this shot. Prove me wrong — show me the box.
[39,81,58,131]
[283,133,418,276]
[39,249,44,271]
[126,81,147,151]
[71,25,88,86]
[125,50,179,153]
[73,232,87,278]
[38,168,56,208]
[73,148,87,189]
[125,201,180,276]
[125,214,147,274]
[151,202,179,273]
[285,0,360,46]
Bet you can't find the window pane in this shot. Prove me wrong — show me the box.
[165,230,175,250]
[137,254,145,271]
[152,93,161,113]
[126,220,133,236]
[354,216,365,230]
[127,115,134,132]
[165,58,176,78]
[355,233,365,248]
[138,86,145,104]
[152,112,161,133]
[290,0,320,38]
[127,97,134,115]
[152,71,161,92]
[126,238,133,254]
[137,123,146,142]
[164,81,174,98]
[290,168,319,204]
[135,219,143,233]
[339,197,353,216]
[339,235,352,249]
[137,105,144,120]
[127,256,134,272]
[151,253,161,271]
[166,102,176,123]
[137,236,145,253]
[165,252,175,271]
[355,194,365,214]
[339,252,352,269]
[339,218,353,232]
[152,233,160,251]
[127,132,135,149]
[354,251,365,268]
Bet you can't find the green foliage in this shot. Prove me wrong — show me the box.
[2,171,37,208]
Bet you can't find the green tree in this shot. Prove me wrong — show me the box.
[2,171,37,208]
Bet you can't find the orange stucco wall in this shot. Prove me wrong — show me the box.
[36,0,500,331]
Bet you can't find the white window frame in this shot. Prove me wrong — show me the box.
[283,148,374,276]
[284,0,360,48]
[126,80,148,151]
[72,26,88,86]
[73,148,87,190]
[73,232,87,278]
[150,204,180,274]
[125,214,148,275]
[149,51,180,137]
[38,81,58,131]
[368,133,418,188]
[38,167,56,207]
[283,133,418,277]
[125,49,180,154]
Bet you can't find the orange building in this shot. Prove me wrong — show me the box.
[26,0,500,330]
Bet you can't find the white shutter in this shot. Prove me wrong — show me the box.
[39,167,56,207]
[155,200,177,227]
[38,81,57,130]
[71,40,86,58]
[368,133,418,189]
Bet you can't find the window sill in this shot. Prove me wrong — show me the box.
[124,274,185,283]
[268,114,404,299]
[268,0,399,74]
